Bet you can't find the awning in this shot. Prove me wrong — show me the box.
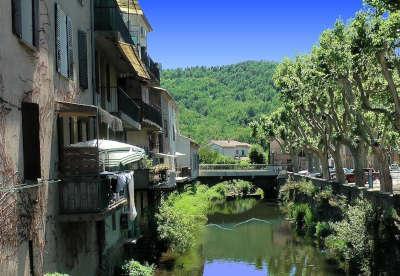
[69,139,146,167]
[56,101,123,132]
[116,0,153,31]
[153,152,186,158]
[56,101,97,117]
[98,107,123,132]
[118,42,150,80]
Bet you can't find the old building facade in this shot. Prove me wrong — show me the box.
[0,0,182,275]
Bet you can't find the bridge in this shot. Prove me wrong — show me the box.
[199,164,288,178]
[198,164,289,198]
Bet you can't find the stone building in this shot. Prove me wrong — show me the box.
[0,0,179,275]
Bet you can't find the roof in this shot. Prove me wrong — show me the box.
[118,42,150,80]
[209,140,252,148]
[179,134,199,147]
[116,0,153,31]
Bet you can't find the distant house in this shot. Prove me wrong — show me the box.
[208,140,251,158]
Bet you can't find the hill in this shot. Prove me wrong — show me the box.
[161,61,280,145]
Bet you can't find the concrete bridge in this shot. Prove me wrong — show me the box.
[199,164,288,178]
[198,164,289,198]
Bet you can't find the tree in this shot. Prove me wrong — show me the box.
[248,145,266,164]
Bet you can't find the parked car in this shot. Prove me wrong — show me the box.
[390,164,400,171]
[344,168,379,184]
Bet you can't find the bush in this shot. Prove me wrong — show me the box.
[279,180,316,204]
[315,221,333,245]
[44,274,69,276]
[122,260,155,276]
[288,203,314,232]
[325,199,373,273]
[248,145,266,164]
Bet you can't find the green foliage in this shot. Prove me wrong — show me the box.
[279,180,316,205]
[156,181,263,253]
[287,203,315,232]
[161,61,280,144]
[248,145,266,164]
[315,221,333,245]
[325,199,374,273]
[122,260,155,276]
[198,146,238,164]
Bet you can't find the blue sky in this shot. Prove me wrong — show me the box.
[141,0,363,69]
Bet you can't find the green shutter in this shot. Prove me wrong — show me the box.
[66,16,73,79]
[12,0,22,38]
[78,30,88,89]
[33,0,39,47]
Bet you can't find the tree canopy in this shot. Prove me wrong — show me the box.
[161,61,280,145]
[252,0,400,192]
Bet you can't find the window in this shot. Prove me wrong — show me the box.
[241,150,245,156]
[12,0,39,47]
[55,4,73,78]
[21,102,41,181]
[236,150,239,155]
[78,30,88,89]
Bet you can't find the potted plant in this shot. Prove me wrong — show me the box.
[153,164,170,181]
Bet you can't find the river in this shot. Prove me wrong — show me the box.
[155,199,342,275]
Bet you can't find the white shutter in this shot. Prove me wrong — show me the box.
[66,16,73,79]
[56,4,68,77]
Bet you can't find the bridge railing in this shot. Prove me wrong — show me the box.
[199,164,289,172]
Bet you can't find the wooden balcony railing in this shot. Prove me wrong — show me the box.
[59,147,127,214]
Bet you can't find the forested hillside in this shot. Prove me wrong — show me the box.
[161,61,280,144]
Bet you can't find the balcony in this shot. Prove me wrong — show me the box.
[141,52,160,83]
[135,99,162,128]
[118,88,141,129]
[59,147,127,217]
[94,0,134,45]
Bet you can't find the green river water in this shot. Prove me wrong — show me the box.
[155,200,342,276]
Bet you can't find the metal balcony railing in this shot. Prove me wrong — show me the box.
[118,88,141,124]
[94,0,134,45]
[141,52,160,82]
[134,99,162,127]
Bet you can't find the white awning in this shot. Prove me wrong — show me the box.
[69,139,145,167]
[154,152,186,158]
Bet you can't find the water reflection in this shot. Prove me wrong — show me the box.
[156,200,341,276]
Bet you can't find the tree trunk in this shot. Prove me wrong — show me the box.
[332,147,345,183]
[319,152,330,180]
[350,144,367,187]
[373,147,393,193]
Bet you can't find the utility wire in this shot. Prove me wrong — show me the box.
[0,179,61,194]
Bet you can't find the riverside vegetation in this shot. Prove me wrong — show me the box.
[156,181,264,254]
[279,179,400,274]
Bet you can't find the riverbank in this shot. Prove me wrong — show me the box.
[156,200,342,275]
[279,176,400,274]
[156,180,264,254]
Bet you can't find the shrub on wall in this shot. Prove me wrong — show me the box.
[122,260,155,276]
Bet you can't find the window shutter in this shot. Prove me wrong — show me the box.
[55,4,68,77]
[78,30,88,89]
[33,0,39,47]
[66,16,73,79]
[11,0,22,38]
[21,102,41,181]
